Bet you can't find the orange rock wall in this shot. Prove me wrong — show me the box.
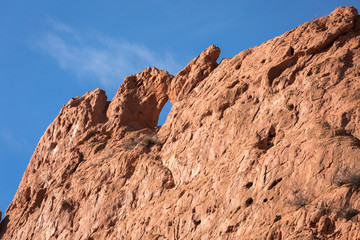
[1,6,360,240]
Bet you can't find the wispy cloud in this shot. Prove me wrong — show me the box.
[46,17,76,35]
[37,18,181,87]
[0,129,32,153]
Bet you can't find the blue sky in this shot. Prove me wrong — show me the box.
[1,1,359,218]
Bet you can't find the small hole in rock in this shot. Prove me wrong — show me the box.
[287,104,294,111]
[245,182,253,189]
[341,113,350,128]
[178,190,185,198]
[193,219,201,226]
[268,178,283,190]
[287,46,295,56]
[235,62,242,70]
[263,198,268,203]
[245,198,253,207]
[50,142,57,150]
[66,124,73,133]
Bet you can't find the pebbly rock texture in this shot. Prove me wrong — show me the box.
[1,6,360,240]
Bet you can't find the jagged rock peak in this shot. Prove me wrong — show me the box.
[169,44,220,102]
[106,67,174,130]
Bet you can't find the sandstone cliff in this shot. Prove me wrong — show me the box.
[1,6,360,239]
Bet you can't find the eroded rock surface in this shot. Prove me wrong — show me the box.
[168,44,220,103]
[1,6,360,240]
[107,67,174,130]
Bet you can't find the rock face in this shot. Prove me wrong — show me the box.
[1,6,360,240]
[107,67,173,129]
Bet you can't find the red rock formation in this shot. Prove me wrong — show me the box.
[168,44,220,103]
[1,6,360,239]
[106,67,173,130]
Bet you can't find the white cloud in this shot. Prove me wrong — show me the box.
[46,17,76,35]
[37,19,181,87]
[0,130,32,153]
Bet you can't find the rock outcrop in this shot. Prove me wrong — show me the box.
[107,67,173,130]
[1,6,360,240]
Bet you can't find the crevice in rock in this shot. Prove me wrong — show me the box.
[162,168,175,189]
[31,188,47,211]
[69,152,84,175]
[340,112,351,128]
[319,217,335,235]
[256,126,276,151]
[226,80,239,89]
[60,200,74,212]
[244,182,253,189]
[191,208,201,230]
[268,56,298,86]
[288,46,295,56]
[93,142,107,154]
[245,198,253,207]
[0,215,9,238]
[25,187,31,202]
[274,215,282,222]
[225,223,240,233]
[49,142,57,150]
[268,178,283,190]
[66,123,73,133]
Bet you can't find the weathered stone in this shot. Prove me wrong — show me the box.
[106,67,174,129]
[1,6,360,240]
[168,44,220,103]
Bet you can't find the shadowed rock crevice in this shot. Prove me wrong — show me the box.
[268,55,299,86]
[256,125,276,151]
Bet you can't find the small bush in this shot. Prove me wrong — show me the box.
[288,191,310,210]
[287,184,311,210]
[332,167,360,188]
[123,138,139,150]
[142,137,157,147]
[331,206,360,221]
